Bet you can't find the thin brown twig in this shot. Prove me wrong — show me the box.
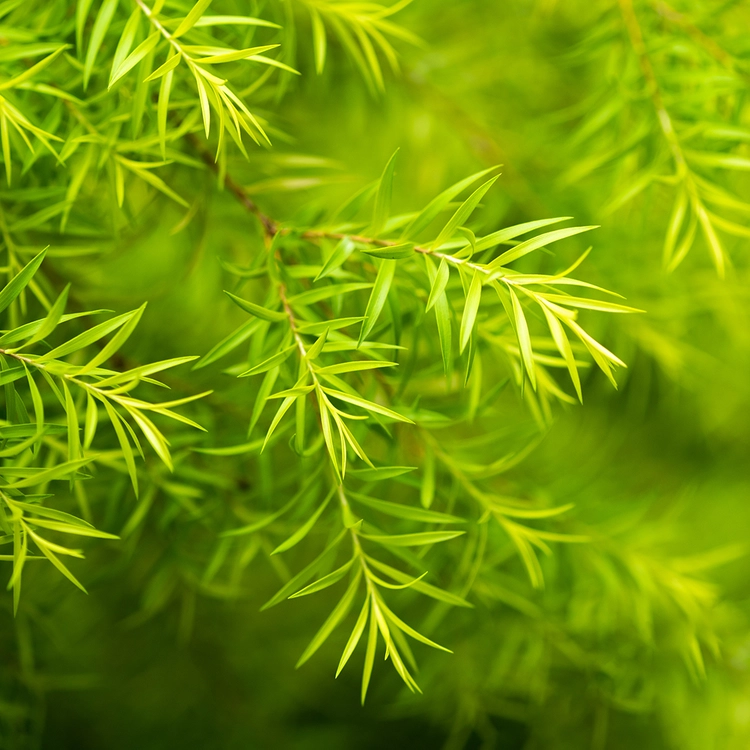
[188,134,279,238]
[192,137,494,279]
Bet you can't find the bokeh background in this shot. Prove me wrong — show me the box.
[3,1,750,748]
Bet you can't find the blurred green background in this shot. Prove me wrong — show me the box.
[4,1,750,748]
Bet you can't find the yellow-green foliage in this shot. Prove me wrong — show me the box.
[0,1,748,748]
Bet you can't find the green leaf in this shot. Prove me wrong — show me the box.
[370,149,399,236]
[426,259,449,312]
[289,558,354,598]
[84,393,98,449]
[323,341,405,354]
[193,317,261,369]
[459,270,482,353]
[361,600,378,703]
[0,310,109,347]
[157,57,178,158]
[366,556,472,608]
[195,440,265,457]
[321,387,414,423]
[129,410,172,470]
[261,529,347,610]
[0,46,69,92]
[31,533,87,593]
[77,303,146,375]
[63,380,81,466]
[695,202,725,277]
[102,399,138,495]
[337,596,369,677]
[0,366,25,386]
[18,283,69,349]
[110,31,160,88]
[24,366,44,447]
[224,291,287,321]
[360,530,465,546]
[421,446,435,508]
[317,393,338,475]
[359,259,395,344]
[261,395,297,450]
[244,55,300,76]
[306,329,329,361]
[0,430,44,457]
[377,595,452,652]
[84,0,120,89]
[221,475,321,537]
[36,309,135,362]
[315,360,397,375]
[489,225,597,268]
[296,570,362,668]
[0,424,66,440]
[117,157,188,207]
[146,49,182,82]
[351,492,464,524]
[563,318,625,387]
[402,167,500,240]
[473,217,572,253]
[347,466,416,481]
[315,237,355,281]
[489,500,574,519]
[360,242,414,260]
[310,7,327,74]
[108,8,140,86]
[1,109,10,186]
[239,344,296,378]
[0,44,63,64]
[542,306,581,402]
[193,69,211,137]
[96,356,199,387]
[508,286,536,389]
[537,293,642,315]
[221,496,295,538]
[173,0,213,38]
[435,295,452,377]
[431,175,499,249]
[0,247,46,314]
[5,457,93,489]
[77,0,96,55]
[249,366,279,433]
[289,283,372,307]
[10,501,93,528]
[686,150,750,171]
[272,490,333,555]
[194,16,281,29]
[424,256,453,376]
[195,45,280,65]
[663,188,688,267]
[29,519,118,539]
[10,519,26,612]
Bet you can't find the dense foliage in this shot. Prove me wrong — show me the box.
[0,1,748,748]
